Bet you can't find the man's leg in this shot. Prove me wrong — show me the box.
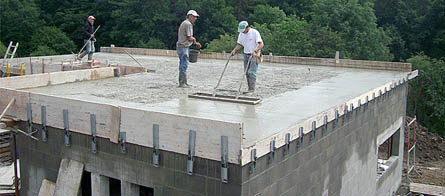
[247,56,258,92]
[177,47,189,87]
[78,40,90,60]
[88,41,95,60]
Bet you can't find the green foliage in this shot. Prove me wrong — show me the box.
[0,0,44,56]
[30,26,76,55]
[310,0,393,60]
[424,0,445,59]
[0,42,6,58]
[407,54,445,136]
[204,34,237,53]
[266,16,312,57]
[248,5,286,25]
[137,39,167,49]
[30,45,57,56]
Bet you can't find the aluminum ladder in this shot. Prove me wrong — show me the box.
[1,41,19,68]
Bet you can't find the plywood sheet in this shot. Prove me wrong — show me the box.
[30,93,120,143]
[120,106,243,164]
[48,67,114,85]
[0,88,30,120]
[0,74,50,89]
[410,183,445,196]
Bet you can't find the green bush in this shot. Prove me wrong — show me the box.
[30,26,75,55]
[407,54,445,136]
[0,42,6,58]
[30,45,57,56]
[203,34,237,53]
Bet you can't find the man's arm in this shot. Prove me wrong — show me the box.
[230,43,243,56]
[253,42,264,56]
[82,23,94,39]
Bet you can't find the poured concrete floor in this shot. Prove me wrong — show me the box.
[25,53,409,146]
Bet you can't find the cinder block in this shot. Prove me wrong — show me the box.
[174,171,207,195]
[206,178,222,196]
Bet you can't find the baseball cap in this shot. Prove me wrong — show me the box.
[238,21,248,33]
[88,16,95,20]
[187,10,199,17]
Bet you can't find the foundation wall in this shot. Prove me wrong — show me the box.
[16,125,243,196]
[17,83,407,196]
[100,47,412,71]
[238,83,407,196]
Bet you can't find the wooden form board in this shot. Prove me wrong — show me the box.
[0,88,30,120]
[0,67,115,90]
[101,47,412,71]
[410,183,445,196]
[30,93,120,143]
[120,106,243,164]
[239,71,417,165]
[47,67,114,86]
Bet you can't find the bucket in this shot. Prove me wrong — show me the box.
[189,49,200,63]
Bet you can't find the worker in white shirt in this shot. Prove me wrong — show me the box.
[230,21,264,93]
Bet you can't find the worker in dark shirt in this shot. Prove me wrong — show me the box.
[78,16,96,61]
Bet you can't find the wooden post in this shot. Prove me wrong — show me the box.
[20,63,24,76]
[30,57,33,75]
[6,63,10,77]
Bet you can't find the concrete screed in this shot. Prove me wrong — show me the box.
[0,49,416,196]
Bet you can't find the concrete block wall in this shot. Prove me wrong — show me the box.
[17,124,243,196]
[239,83,407,196]
[100,47,411,71]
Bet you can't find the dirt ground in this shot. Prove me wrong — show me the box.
[396,117,445,196]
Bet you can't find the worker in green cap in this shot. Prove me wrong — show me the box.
[230,21,264,94]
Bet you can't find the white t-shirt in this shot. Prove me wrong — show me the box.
[237,28,263,54]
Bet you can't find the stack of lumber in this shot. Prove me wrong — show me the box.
[0,128,11,166]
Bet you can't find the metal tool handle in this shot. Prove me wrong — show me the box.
[236,55,253,99]
[78,25,101,56]
[123,50,144,67]
[213,55,233,96]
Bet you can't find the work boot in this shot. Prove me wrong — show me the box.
[178,72,188,88]
[88,53,93,61]
[247,77,256,93]
[184,72,192,87]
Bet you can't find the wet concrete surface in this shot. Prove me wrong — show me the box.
[25,53,409,146]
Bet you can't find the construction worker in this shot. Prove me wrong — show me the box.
[78,15,96,61]
[176,10,201,87]
[230,21,264,93]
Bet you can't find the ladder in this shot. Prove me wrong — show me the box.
[1,41,19,68]
[406,116,420,181]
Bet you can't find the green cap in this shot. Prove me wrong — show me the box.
[238,21,248,33]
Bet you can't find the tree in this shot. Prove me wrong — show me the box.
[248,5,286,25]
[30,45,57,56]
[423,0,445,59]
[204,34,237,53]
[0,42,6,58]
[0,0,44,56]
[30,26,76,55]
[407,54,445,136]
[310,0,393,60]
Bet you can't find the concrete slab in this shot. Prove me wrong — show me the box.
[24,53,409,147]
